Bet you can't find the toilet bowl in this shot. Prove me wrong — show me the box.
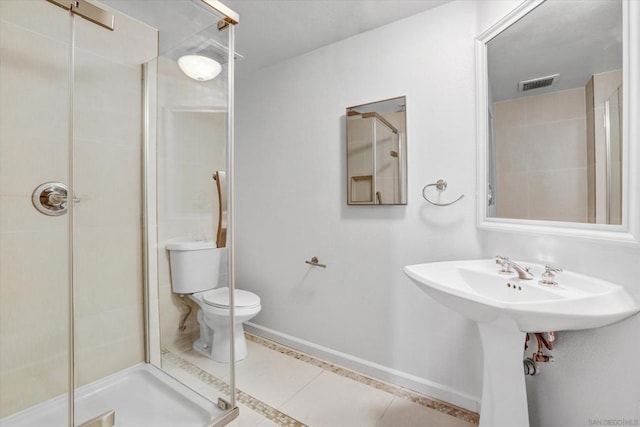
[166,240,261,362]
[190,287,261,362]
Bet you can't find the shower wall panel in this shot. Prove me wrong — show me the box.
[493,87,588,222]
[0,1,71,417]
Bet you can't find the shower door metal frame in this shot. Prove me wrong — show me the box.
[225,22,238,414]
[46,0,115,31]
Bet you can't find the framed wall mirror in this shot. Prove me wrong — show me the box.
[346,96,407,205]
[476,0,640,244]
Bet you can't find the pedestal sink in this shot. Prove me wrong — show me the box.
[403,259,640,427]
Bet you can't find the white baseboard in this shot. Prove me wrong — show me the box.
[244,322,480,413]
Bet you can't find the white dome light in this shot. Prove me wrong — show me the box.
[177,55,222,81]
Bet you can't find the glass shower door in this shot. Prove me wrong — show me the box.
[375,119,400,204]
[604,85,622,225]
[70,3,152,425]
[149,4,239,421]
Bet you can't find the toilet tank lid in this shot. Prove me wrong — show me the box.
[166,240,217,251]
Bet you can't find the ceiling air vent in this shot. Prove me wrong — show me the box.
[518,74,559,92]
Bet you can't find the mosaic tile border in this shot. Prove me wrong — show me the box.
[245,332,481,425]
[162,349,307,427]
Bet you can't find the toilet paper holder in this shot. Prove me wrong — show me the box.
[305,256,327,268]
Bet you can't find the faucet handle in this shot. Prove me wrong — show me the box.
[495,255,514,274]
[539,264,562,286]
[544,265,562,274]
[495,255,509,265]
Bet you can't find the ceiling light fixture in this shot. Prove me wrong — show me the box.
[177,55,222,81]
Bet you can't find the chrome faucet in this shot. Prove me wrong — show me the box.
[539,265,562,286]
[495,256,535,280]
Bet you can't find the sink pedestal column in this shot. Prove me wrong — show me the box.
[477,319,529,427]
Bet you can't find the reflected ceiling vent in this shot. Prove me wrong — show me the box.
[518,74,559,92]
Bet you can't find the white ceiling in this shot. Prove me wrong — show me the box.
[488,0,622,102]
[103,0,451,79]
[223,0,451,78]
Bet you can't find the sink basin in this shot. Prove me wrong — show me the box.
[403,259,639,427]
[404,259,639,332]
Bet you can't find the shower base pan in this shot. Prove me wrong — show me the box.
[0,363,223,427]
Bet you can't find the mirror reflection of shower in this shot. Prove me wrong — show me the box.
[604,84,623,224]
[346,96,407,205]
[485,0,623,225]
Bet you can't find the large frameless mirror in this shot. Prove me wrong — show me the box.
[476,0,640,244]
[346,96,407,205]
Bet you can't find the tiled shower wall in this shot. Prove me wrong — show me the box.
[0,0,156,417]
[0,2,71,416]
[494,69,622,224]
[493,87,588,222]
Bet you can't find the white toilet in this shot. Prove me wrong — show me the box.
[166,240,261,362]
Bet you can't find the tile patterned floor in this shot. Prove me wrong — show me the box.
[162,333,479,427]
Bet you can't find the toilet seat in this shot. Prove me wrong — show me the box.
[201,287,260,309]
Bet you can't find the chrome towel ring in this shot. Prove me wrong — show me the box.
[422,179,464,207]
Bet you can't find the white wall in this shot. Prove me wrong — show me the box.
[236,0,484,411]
[236,0,640,424]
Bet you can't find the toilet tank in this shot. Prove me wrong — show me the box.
[166,240,228,294]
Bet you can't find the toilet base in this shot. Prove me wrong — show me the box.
[193,309,250,363]
[192,338,212,358]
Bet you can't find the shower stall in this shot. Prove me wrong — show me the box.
[0,0,239,425]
